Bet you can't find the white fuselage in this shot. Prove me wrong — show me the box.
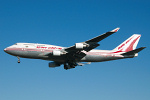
[4,43,131,63]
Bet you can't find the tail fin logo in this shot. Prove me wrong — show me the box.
[114,34,141,52]
[118,37,133,50]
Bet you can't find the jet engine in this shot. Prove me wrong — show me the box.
[75,43,88,49]
[49,62,60,67]
[52,50,61,56]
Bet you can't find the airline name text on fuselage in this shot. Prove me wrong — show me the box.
[37,46,62,50]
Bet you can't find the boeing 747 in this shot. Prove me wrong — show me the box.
[4,28,146,70]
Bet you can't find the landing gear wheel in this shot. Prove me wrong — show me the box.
[18,61,20,63]
[17,56,20,63]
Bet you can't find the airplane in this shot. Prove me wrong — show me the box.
[4,28,146,70]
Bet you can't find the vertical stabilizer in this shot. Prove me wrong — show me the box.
[113,34,141,52]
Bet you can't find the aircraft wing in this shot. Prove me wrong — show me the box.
[65,27,120,52]
[63,28,120,61]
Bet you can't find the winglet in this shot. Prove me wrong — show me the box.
[111,27,120,32]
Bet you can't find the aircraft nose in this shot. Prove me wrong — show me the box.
[4,47,15,55]
[4,47,13,55]
[4,48,7,52]
[4,48,10,54]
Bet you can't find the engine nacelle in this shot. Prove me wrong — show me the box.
[49,62,60,67]
[52,50,61,56]
[75,43,88,49]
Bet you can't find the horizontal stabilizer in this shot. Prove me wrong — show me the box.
[121,47,146,55]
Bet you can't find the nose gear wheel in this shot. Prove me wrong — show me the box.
[17,56,20,63]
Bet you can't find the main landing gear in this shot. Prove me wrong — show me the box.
[64,62,77,70]
[17,56,20,63]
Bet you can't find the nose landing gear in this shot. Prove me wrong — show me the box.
[17,56,20,63]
